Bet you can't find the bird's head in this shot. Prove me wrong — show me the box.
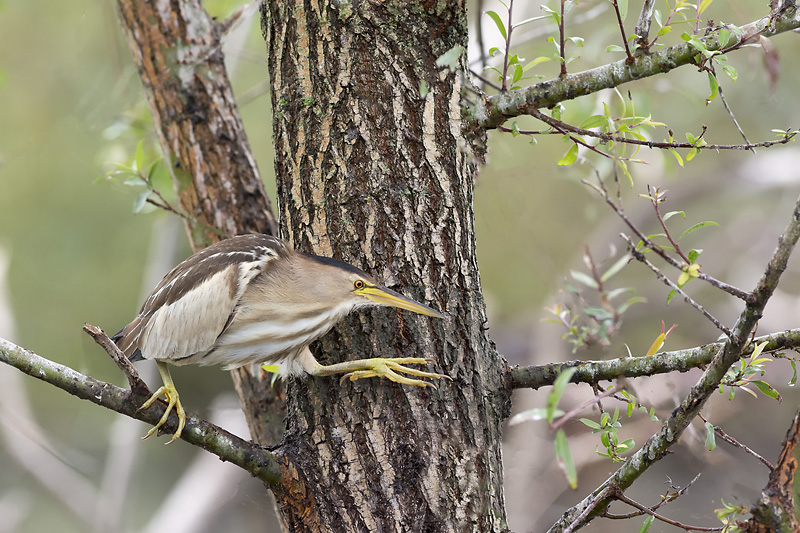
[298,253,445,319]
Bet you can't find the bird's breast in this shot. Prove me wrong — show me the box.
[196,301,356,369]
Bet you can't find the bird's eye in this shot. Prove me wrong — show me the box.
[354,279,366,290]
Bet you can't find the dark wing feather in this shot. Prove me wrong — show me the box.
[113,234,289,362]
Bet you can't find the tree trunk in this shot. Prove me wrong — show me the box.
[263,2,511,531]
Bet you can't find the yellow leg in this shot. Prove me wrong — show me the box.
[309,356,450,388]
[138,361,186,444]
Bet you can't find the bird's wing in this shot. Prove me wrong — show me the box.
[113,234,288,363]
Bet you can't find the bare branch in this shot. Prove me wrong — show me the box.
[698,413,774,470]
[510,328,800,390]
[0,332,283,489]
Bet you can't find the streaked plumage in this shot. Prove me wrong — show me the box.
[113,234,446,442]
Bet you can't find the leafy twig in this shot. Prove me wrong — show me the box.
[623,234,732,337]
[698,413,774,470]
[530,108,796,153]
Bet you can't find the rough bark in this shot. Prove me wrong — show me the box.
[263,1,511,531]
[116,0,277,245]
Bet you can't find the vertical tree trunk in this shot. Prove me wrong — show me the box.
[263,2,511,531]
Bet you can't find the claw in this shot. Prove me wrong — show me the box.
[139,362,186,443]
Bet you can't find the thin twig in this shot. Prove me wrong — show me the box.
[624,234,733,338]
[550,385,623,432]
[559,0,567,77]
[698,414,774,470]
[530,108,796,152]
[611,487,724,531]
[586,175,755,303]
[83,323,148,394]
[471,69,503,92]
[610,0,634,64]
[501,0,515,90]
[718,81,755,153]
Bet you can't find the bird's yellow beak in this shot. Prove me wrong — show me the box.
[357,285,445,318]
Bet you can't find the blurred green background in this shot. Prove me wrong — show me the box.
[2,1,800,531]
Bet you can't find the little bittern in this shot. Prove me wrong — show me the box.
[113,234,446,443]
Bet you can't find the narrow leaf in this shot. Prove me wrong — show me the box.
[555,429,578,489]
[600,253,631,283]
[678,221,719,240]
[557,143,579,166]
[704,421,716,450]
[484,10,507,40]
[639,514,655,532]
[570,270,598,289]
[752,380,782,401]
[579,114,608,129]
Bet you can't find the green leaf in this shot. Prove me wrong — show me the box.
[484,10,507,40]
[639,514,654,533]
[668,147,684,167]
[656,26,672,37]
[791,360,797,386]
[687,249,702,263]
[606,44,625,53]
[698,0,714,15]
[558,143,579,166]
[555,429,578,489]
[722,63,738,81]
[600,253,631,283]
[718,28,731,48]
[511,121,520,137]
[570,270,598,289]
[133,191,150,214]
[579,418,602,430]
[704,421,716,450]
[706,72,719,104]
[663,210,685,222]
[679,221,719,240]
[579,114,608,129]
[617,0,628,22]
[513,15,548,29]
[548,368,577,424]
[419,80,429,99]
[752,380,781,400]
[523,56,551,71]
[512,63,523,84]
[666,288,678,305]
[134,140,145,174]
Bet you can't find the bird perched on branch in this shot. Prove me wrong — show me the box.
[113,234,446,443]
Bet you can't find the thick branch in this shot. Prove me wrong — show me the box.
[510,328,800,389]
[0,334,283,489]
[548,191,800,532]
[476,7,800,128]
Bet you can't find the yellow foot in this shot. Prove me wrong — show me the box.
[139,362,186,444]
[316,357,450,388]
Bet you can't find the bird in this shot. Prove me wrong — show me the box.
[112,233,447,443]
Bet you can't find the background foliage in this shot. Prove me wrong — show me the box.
[1,0,799,531]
